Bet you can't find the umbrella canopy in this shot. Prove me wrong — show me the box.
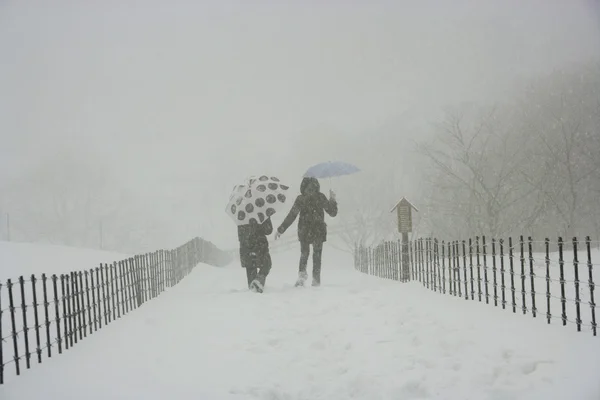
[303,161,360,179]
[225,175,290,226]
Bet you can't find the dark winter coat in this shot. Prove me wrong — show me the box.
[238,218,273,269]
[277,177,338,244]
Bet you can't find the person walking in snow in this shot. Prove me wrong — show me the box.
[274,177,338,287]
[238,217,273,293]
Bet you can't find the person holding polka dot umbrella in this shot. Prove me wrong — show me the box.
[226,175,290,292]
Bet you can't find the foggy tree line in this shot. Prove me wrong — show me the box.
[418,61,600,243]
[0,153,170,254]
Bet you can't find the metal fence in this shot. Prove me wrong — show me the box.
[0,236,232,385]
[355,235,598,337]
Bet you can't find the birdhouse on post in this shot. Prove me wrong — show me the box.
[390,197,418,282]
[390,197,418,234]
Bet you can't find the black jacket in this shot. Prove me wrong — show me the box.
[277,177,338,244]
[238,218,272,268]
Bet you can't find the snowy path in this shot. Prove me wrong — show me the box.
[1,249,599,400]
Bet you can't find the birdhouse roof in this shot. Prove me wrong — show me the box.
[390,197,419,213]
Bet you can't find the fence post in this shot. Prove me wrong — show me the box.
[95,268,102,330]
[441,240,446,294]
[100,265,108,326]
[448,241,454,295]
[409,240,414,281]
[125,259,133,311]
[71,272,80,343]
[143,254,149,302]
[426,239,431,289]
[435,239,441,290]
[92,268,99,331]
[60,275,69,350]
[7,279,20,376]
[18,276,31,369]
[31,275,42,364]
[84,271,92,335]
[431,239,437,291]
[573,237,581,332]
[528,237,537,318]
[545,238,551,324]
[492,239,498,307]
[52,275,62,354]
[65,274,73,348]
[476,236,482,302]
[509,237,516,313]
[586,236,597,336]
[462,240,468,300]
[519,236,526,314]
[454,241,461,297]
[110,263,117,321]
[41,274,51,358]
[558,237,567,326]
[118,262,125,317]
[469,238,474,300]
[500,239,506,309]
[482,236,489,304]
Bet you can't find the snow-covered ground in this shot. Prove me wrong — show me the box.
[403,246,600,335]
[1,243,600,400]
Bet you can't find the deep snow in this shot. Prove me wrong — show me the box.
[1,243,599,400]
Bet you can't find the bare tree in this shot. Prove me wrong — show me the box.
[418,104,541,239]
[517,62,600,239]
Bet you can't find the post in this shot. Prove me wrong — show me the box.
[492,239,498,307]
[483,236,489,304]
[528,237,537,318]
[586,236,597,336]
[476,237,482,302]
[42,274,51,358]
[84,271,92,336]
[78,272,86,338]
[92,268,99,331]
[573,237,581,332]
[8,280,21,376]
[391,197,418,283]
[31,275,42,364]
[469,238,474,300]
[558,237,567,326]
[462,240,468,300]
[19,276,31,369]
[65,274,73,347]
[52,275,62,354]
[509,237,516,313]
[545,238,551,324]
[519,236,526,314]
[500,239,506,309]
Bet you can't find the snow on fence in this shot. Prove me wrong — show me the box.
[355,235,598,338]
[0,237,232,385]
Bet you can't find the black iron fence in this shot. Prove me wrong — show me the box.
[355,235,598,337]
[0,237,232,385]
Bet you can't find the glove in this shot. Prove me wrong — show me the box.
[329,190,336,201]
[274,231,282,240]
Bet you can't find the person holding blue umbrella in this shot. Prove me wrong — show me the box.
[274,177,338,287]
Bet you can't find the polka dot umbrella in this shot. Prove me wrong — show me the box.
[225,175,290,226]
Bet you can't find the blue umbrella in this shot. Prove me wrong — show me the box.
[303,161,360,179]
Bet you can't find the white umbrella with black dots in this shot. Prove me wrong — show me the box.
[225,175,290,226]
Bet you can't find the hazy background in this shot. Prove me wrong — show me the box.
[1,0,599,253]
